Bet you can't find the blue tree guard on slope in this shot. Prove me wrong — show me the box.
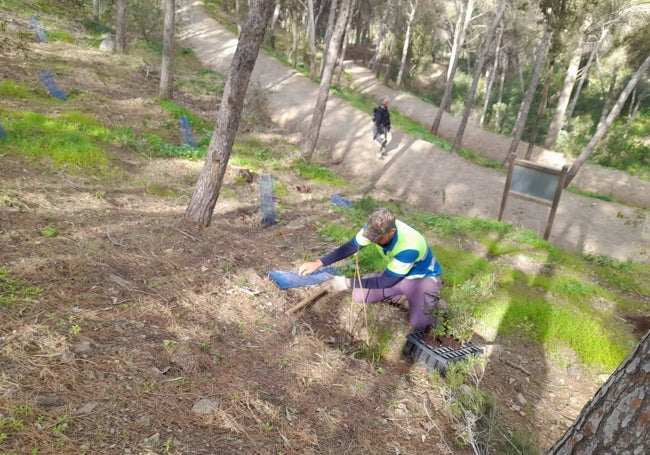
[330,193,353,208]
[38,71,67,100]
[30,16,47,43]
[178,115,196,147]
[0,124,7,140]
[259,174,276,227]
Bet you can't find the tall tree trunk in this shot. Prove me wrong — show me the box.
[184,0,275,226]
[597,67,618,130]
[395,0,418,90]
[503,25,551,165]
[479,26,502,127]
[235,0,242,35]
[566,26,609,122]
[320,0,339,78]
[93,0,100,21]
[290,10,299,68]
[547,330,650,454]
[307,0,317,80]
[544,23,588,150]
[159,0,175,99]
[452,0,506,153]
[115,0,128,53]
[371,7,388,75]
[525,57,553,159]
[266,0,281,47]
[494,50,508,131]
[383,33,397,85]
[335,0,356,85]
[430,0,474,135]
[302,0,353,159]
[564,53,650,186]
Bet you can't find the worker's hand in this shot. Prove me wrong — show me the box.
[328,276,349,292]
[298,260,322,276]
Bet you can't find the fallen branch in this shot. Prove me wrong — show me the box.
[499,357,532,376]
[285,288,328,315]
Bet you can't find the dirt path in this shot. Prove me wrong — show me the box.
[176,1,649,262]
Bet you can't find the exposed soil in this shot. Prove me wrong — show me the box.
[0,7,645,455]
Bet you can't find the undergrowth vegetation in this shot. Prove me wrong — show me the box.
[1,3,649,454]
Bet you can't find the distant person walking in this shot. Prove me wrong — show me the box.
[372,97,391,158]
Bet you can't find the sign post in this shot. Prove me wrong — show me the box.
[498,157,569,240]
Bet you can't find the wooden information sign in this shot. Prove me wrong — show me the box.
[498,157,569,240]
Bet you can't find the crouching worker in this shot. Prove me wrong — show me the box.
[298,208,446,332]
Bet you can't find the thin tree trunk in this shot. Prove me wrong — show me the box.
[547,330,650,454]
[266,0,281,47]
[235,0,242,34]
[494,50,508,131]
[184,0,275,226]
[159,0,175,99]
[431,0,474,135]
[383,32,396,85]
[335,0,356,85]
[302,0,353,159]
[93,0,100,21]
[525,57,553,159]
[566,26,609,121]
[371,7,388,75]
[396,0,418,90]
[320,0,339,77]
[544,23,588,150]
[597,68,618,130]
[290,10,299,68]
[479,26,502,127]
[503,25,551,165]
[307,0,317,80]
[115,0,128,53]
[564,53,650,186]
[452,0,506,153]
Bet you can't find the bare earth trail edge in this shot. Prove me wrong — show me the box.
[177,0,649,263]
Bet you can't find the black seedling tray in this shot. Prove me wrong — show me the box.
[403,331,484,376]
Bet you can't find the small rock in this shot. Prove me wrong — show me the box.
[77,402,97,414]
[517,393,527,405]
[72,341,94,353]
[36,394,65,409]
[144,433,160,446]
[192,398,220,414]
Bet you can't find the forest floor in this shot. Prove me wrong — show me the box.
[0,5,647,455]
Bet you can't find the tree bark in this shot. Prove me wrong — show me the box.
[115,0,128,53]
[564,53,650,186]
[479,26,502,127]
[93,0,100,21]
[335,0,356,85]
[452,0,506,154]
[320,0,339,78]
[396,0,418,90]
[159,0,175,99]
[525,57,553,159]
[430,0,474,135]
[566,26,609,122]
[184,0,275,226]
[544,22,588,150]
[290,9,299,69]
[503,25,551,165]
[307,0,317,80]
[547,330,650,454]
[302,0,352,160]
